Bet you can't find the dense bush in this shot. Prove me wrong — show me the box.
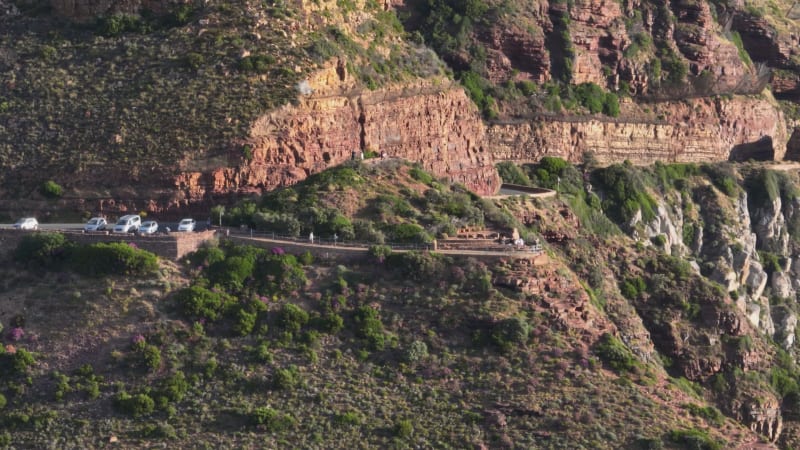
[491,317,532,352]
[383,222,431,243]
[238,54,276,73]
[278,304,309,333]
[114,392,155,417]
[14,232,69,268]
[173,285,234,321]
[683,403,725,427]
[40,180,63,198]
[701,164,738,197]
[594,163,658,226]
[157,371,189,402]
[386,251,448,282]
[249,406,295,431]
[353,306,385,351]
[595,333,638,373]
[667,428,721,450]
[496,162,531,185]
[207,255,255,291]
[620,276,647,299]
[0,348,36,376]
[70,242,158,277]
[409,166,434,185]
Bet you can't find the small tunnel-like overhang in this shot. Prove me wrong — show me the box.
[729,136,775,162]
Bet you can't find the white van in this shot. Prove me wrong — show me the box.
[113,215,142,233]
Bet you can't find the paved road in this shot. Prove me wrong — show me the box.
[230,235,546,259]
[3,224,547,260]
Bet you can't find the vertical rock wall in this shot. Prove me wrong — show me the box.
[488,96,787,164]
[195,76,501,200]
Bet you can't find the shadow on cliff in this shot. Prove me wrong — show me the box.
[729,136,774,162]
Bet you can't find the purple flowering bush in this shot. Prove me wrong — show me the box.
[7,327,24,342]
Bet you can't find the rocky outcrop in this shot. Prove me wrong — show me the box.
[733,13,795,69]
[488,95,787,164]
[567,0,627,86]
[480,23,550,84]
[175,70,500,203]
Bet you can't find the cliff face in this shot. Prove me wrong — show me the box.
[174,67,500,205]
[488,96,787,164]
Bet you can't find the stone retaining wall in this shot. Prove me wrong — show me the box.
[0,229,217,260]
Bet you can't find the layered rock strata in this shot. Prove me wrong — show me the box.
[178,70,500,202]
[488,96,787,164]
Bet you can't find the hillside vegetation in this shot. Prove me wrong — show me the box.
[3,161,800,447]
[0,0,444,198]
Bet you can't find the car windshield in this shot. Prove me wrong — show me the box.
[180,219,193,224]
[116,219,127,225]
[88,219,99,224]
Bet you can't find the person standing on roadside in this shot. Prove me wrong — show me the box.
[309,231,314,244]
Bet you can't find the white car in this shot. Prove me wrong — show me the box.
[139,221,158,235]
[13,217,38,230]
[177,218,196,232]
[84,217,107,232]
[113,215,142,233]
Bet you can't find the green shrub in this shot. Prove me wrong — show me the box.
[491,317,531,351]
[574,82,605,114]
[759,251,782,275]
[174,285,232,321]
[496,162,531,185]
[233,308,258,336]
[314,313,344,334]
[683,403,725,427]
[69,242,158,277]
[603,92,620,117]
[409,166,434,185]
[158,371,189,402]
[730,31,752,67]
[249,407,295,431]
[594,163,658,226]
[206,255,255,291]
[394,418,413,438]
[141,345,162,372]
[14,232,69,268]
[701,164,738,197]
[404,340,429,363]
[186,245,225,268]
[386,252,447,282]
[40,180,63,198]
[383,222,430,243]
[353,306,385,351]
[273,365,301,390]
[278,304,309,333]
[334,411,362,426]
[95,14,146,37]
[667,428,721,450]
[114,392,155,417]
[595,333,638,373]
[184,52,204,69]
[0,393,5,409]
[238,54,276,73]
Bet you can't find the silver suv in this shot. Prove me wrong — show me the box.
[112,215,141,233]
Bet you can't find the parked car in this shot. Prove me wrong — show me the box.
[177,218,196,232]
[13,217,38,230]
[139,221,158,235]
[113,215,142,233]
[84,217,107,232]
